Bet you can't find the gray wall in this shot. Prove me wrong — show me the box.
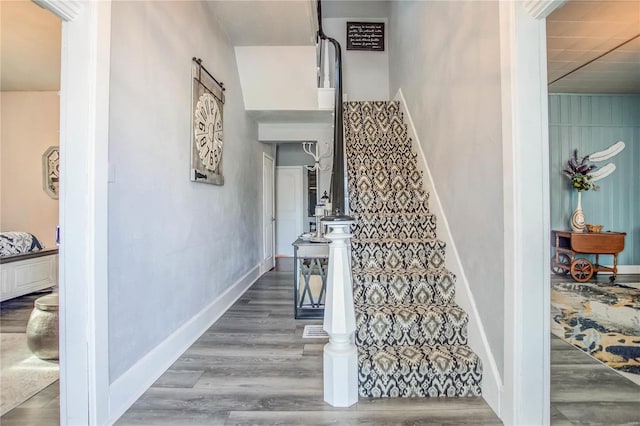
[389,1,505,375]
[549,94,640,265]
[323,17,389,101]
[108,1,268,382]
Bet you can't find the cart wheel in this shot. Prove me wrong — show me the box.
[551,253,571,275]
[570,258,594,282]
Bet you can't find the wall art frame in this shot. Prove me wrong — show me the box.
[42,146,60,199]
[190,57,226,185]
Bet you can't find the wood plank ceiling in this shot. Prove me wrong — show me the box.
[547,0,640,93]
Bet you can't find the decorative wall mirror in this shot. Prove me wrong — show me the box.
[42,146,59,199]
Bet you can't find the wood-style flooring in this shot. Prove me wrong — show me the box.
[0,290,60,426]
[550,273,640,425]
[117,271,501,426]
[1,272,638,425]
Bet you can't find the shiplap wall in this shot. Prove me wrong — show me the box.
[549,94,639,266]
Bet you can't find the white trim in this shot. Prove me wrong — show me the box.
[262,153,276,274]
[395,89,502,414]
[499,3,551,425]
[598,265,640,275]
[523,0,567,19]
[108,265,262,424]
[33,0,82,22]
[54,1,112,424]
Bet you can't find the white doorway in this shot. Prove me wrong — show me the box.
[275,166,303,257]
[262,153,275,272]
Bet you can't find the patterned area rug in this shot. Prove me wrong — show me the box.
[551,281,640,385]
[0,333,59,415]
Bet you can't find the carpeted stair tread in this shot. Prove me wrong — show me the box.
[349,197,430,216]
[352,267,456,305]
[353,237,444,244]
[355,303,468,347]
[345,100,482,398]
[358,344,482,397]
[351,239,447,270]
[351,213,438,240]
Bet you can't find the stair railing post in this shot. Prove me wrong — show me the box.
[322,216,357,407]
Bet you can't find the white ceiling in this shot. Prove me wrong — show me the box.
[1,0,61,91]
[322,0,389,19]
[3,0,637,94]
[547,0,640,93]
[206,0,316,46]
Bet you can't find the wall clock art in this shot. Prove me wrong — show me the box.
[190,57,225,185]
[42,146,59,199]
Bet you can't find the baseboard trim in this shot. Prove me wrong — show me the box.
[598,265,640,275]
[107,264,262,424]
[395,89,502,414]
[260,258,275,274]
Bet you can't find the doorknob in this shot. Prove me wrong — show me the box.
[271,217,276,222]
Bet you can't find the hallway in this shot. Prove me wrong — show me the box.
[116,270,501,425]
[3,271,639,424]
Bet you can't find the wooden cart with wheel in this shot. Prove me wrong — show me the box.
[551,230,626,283]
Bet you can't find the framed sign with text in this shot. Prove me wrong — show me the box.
[346,22,385,51]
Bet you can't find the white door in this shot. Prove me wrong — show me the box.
[276,166,303,256]
[262,153,275,271]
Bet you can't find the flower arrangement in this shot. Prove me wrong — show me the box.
[563,149,599,192]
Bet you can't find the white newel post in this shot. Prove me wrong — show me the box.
[322,217,358,407]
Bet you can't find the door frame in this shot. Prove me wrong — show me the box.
[35,1,112,424]
[499,1,565,425]
[262,152,275,273]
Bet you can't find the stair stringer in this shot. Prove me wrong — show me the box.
[395,89,502,415]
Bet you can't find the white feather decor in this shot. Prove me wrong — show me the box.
[590,163,617,182]
[588,141,625,163]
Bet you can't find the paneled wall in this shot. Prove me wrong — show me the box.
[549,94,639,266]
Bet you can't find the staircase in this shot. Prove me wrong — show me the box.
[344,101,482,398]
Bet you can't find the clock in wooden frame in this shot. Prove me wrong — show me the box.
[190,58,225,185]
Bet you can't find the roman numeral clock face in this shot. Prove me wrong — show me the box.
[194,92,223,172]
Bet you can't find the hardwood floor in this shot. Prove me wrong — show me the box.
[0,290,60,426]
[2,272,638,425]
[550,273,640,425]
[551,335,640,425]
[117,271,501,425]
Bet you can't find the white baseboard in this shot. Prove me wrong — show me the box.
[599,265,640,275]
[108,264,262,424]
[260,258,275,275]
[395,89,502,415]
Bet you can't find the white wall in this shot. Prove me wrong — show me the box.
[323,17,389,101]
[259,122,333,207]
[389,1,505,376]
[108,1,268,383]
[235,46,318,110]
[0,91,59,247]
[276,143,316,231]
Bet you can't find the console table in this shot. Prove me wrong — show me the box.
[292,238,329,319]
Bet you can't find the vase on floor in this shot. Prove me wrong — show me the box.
[571,191,586,232]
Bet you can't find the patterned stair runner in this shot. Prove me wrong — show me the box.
[345,101,482,398]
